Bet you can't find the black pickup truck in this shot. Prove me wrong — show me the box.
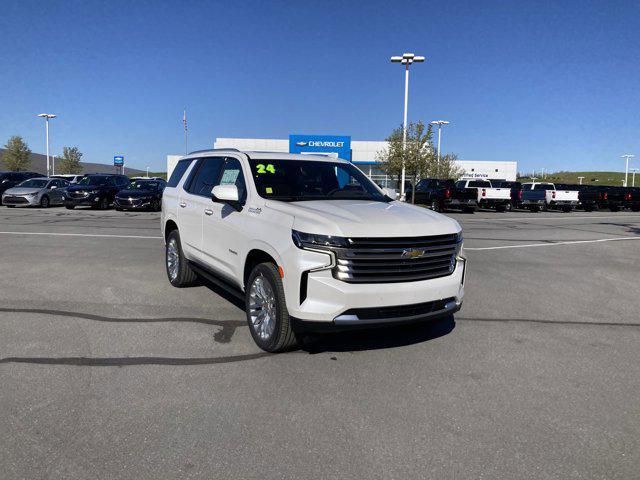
[623,187,640,211]
[573,185,629,212]
[406,178,478,212]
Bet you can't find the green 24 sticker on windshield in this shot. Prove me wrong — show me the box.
[256,164,276,174]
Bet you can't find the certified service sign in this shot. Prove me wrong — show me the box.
[289,135,351,161]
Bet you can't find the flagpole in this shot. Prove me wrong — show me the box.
[183,109,188,155]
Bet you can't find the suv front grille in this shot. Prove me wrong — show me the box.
[332,234,459,283]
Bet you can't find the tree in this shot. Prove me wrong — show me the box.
[2,136,32,171]
[58,146,83,174]
[376,121,435,203]
[427,152,464,180]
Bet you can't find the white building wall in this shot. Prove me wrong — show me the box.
[456,160,517,182]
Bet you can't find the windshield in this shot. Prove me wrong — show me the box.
[129,181,159,190]
[77,176,108,186]
[17,179,48,188]
[248,159,389,202]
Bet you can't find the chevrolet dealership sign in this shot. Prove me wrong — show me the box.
[289,135,351,160]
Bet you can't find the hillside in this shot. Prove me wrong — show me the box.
[0,149,145,176]
[518,171,634,186]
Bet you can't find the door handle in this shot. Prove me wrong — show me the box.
[179,201,187,208]
[204,209,213,216]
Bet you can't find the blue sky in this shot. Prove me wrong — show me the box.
[1,0,639,173]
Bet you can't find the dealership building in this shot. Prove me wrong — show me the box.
[168,135,517,183]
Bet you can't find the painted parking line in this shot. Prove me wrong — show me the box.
[461,214,640,222]
[0,231,162,240]
[465,236,640,251]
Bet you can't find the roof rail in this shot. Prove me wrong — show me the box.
[188,148,241,155]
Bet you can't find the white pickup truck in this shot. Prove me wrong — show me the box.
[161,149,466,352]
[520,182,579,212]
[455,179,512,212]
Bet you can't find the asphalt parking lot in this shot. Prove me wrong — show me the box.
[1,207,639,479]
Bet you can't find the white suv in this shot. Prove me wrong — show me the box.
[162,149,466,352]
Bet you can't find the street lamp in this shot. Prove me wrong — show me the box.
[578,176,585,185]
[37,113,57,177]
[631,168,639,187]
[430,120,450,174]
[391,52,425,199]
[621,154,634,187]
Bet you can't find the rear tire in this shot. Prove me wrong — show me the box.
[65,204,75,210]
[504,202,513,212]
[165,230,197,287]
[99,197,109,210]
[562,205,572,213]
[462,206,476,214]
[430,200,441,212]
[246,262,297,353]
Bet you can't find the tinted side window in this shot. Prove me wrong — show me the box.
[186,157,225,197]
[217,158,247,203]
[167,159,194,188]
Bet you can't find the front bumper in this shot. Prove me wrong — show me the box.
[114,197,152,209]
[64,193,100,206]
[281,244,466,325]
[1,194,39,206]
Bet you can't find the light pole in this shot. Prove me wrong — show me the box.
[146,166,150,178]
[578,176,585,185]
[391,52,425,199]
[430,120,450,175]
[37,113,57,177]
[621,154,634,187]
[631,168,639,187]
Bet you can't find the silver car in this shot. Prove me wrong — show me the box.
[2,177,69,208]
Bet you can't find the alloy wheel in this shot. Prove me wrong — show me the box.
[248,275,277,341]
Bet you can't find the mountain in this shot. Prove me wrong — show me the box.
[0,149,145,176]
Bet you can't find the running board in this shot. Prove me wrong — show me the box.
[188,261,245,303]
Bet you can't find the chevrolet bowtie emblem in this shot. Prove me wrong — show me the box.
[401,248,425,259]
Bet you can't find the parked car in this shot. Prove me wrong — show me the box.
[489,181,522,210]
[406,178,477,212]
[455,179,511,212]
[51,174,85,184]
[0,171,41,205]
[115,178,167,211]
[1,177,69,208]
[162,150,465,352]
[520,182,579,212]
[64,174,130,209]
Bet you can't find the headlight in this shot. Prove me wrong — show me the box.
[90,190,100,194]
[291,230,349,249]
[28,192,39,196]
[455,231,464,256]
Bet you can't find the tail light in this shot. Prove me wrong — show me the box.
[481,189,486,197]
[444,189,451,199]
[552,191,556,199]
[604,192,608,200]
[626,193,632,201]
[518,190,523,200]
[598,192,602,200]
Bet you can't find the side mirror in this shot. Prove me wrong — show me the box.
[50,185,57,189]
[1,179,8,184]
[211,184,242,211]
[382,187,398,200]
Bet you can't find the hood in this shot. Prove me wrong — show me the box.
[68,184,102,192]
[265,199,461,237]
[3,187,41,195]
[116,189,154,197]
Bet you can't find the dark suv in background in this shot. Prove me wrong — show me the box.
[115,178,166,211]
[0,171,41,205]
[64,174,129,209]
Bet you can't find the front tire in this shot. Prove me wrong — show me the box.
[246,263,297,353]
[65,204,75,210]
[99,197,109,210]
[40,196,50,208]
[165,230,197,287]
